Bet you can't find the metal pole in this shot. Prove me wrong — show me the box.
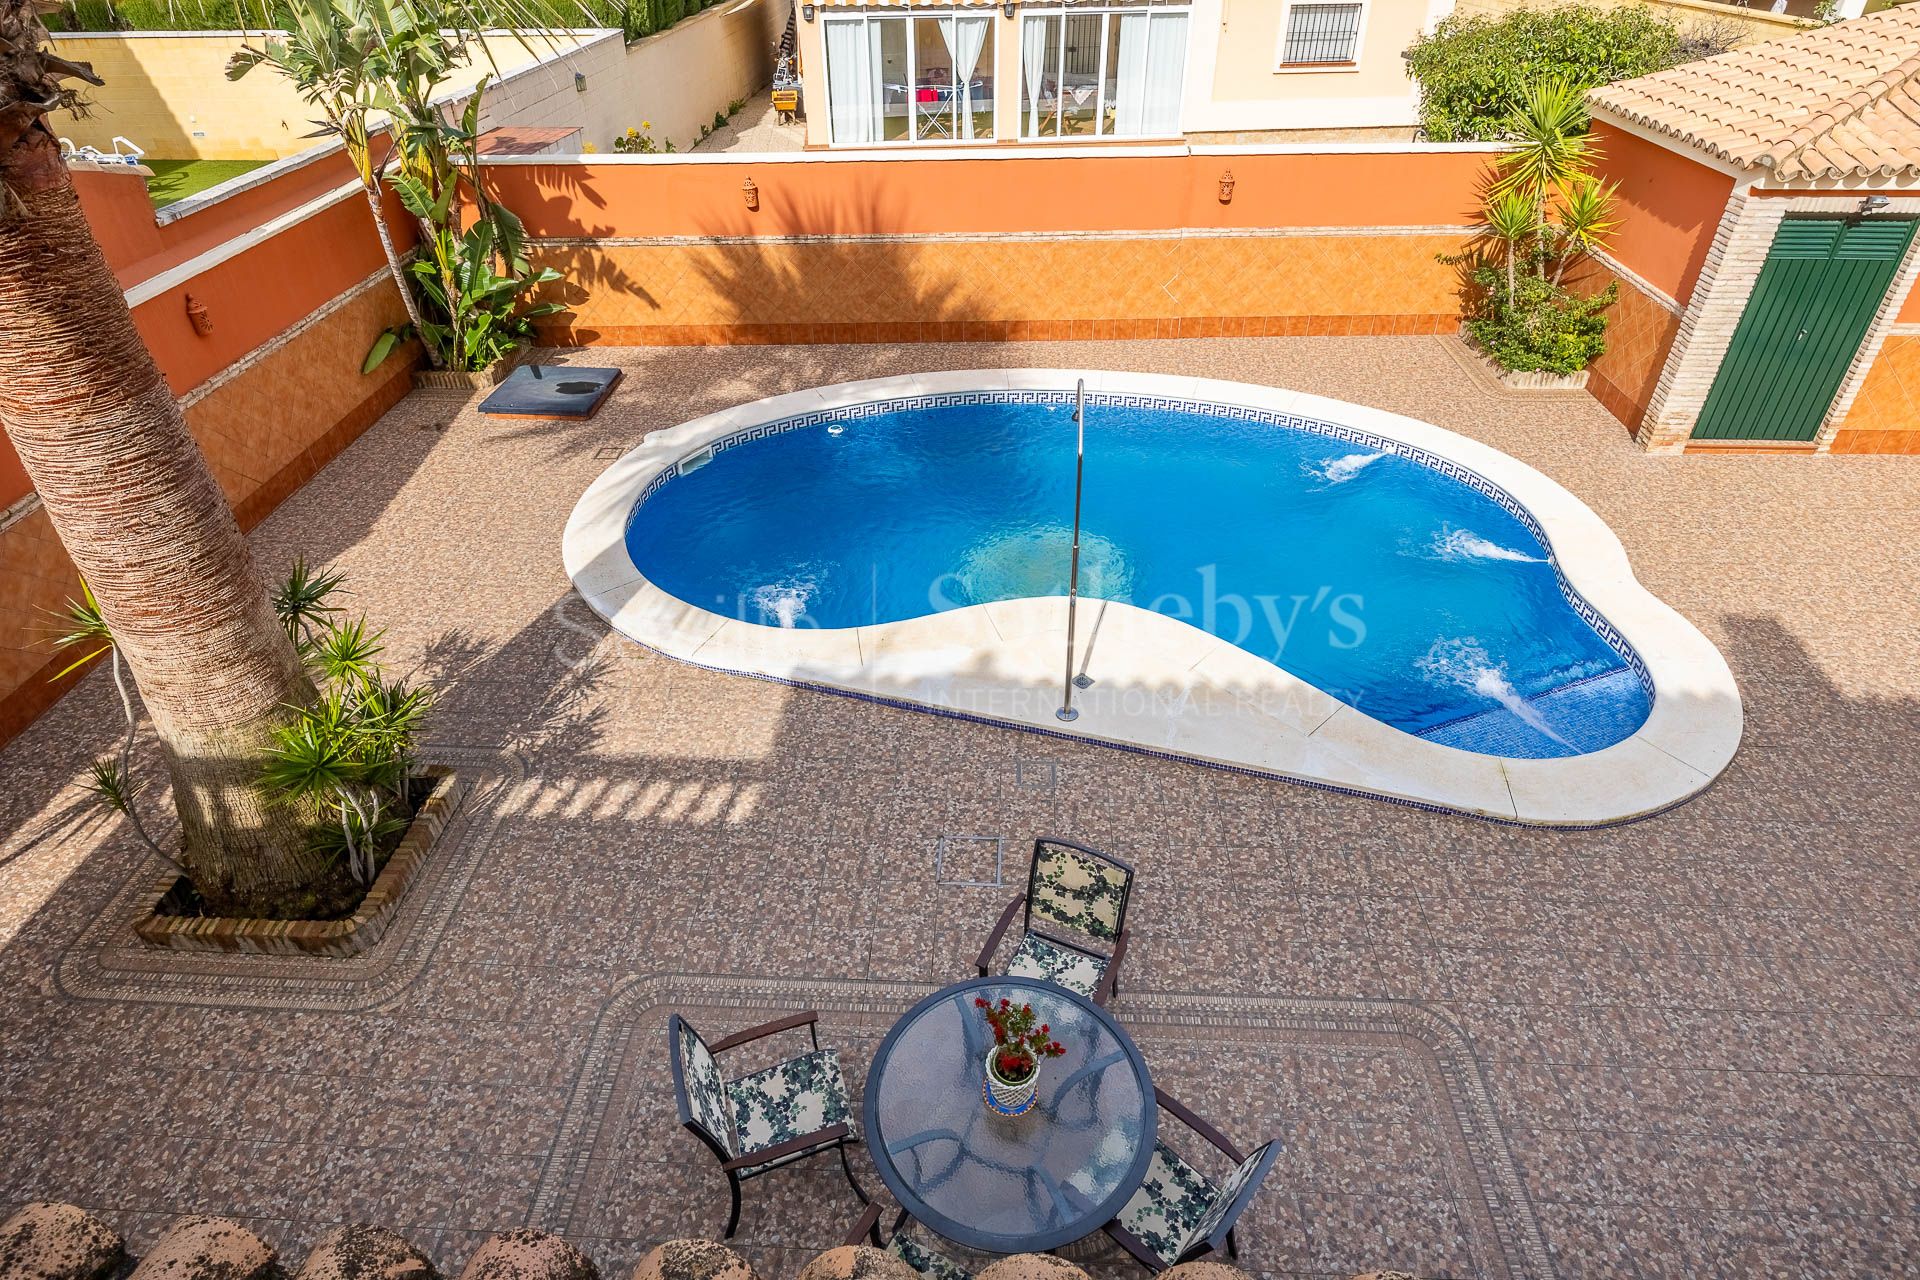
[1057,379,1086,722]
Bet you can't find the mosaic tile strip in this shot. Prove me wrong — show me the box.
[527,973,1555,1280]
[629,391,1653,698]
[49,744,525,1014]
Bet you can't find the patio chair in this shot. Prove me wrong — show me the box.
[846,1201,972,1280]
[1103,1088,1281,1272]
[667,1011,869,1238]
[976,836,1134,1004]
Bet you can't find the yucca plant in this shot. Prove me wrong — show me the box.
[262,616,432,886]
[274,555,348,651]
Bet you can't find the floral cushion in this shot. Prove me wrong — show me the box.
[674,1019,737,1156]
[1005,932,1108,997]
[725,1047,853,1172]
[887,1235,972,1280]
[1030,842,1130,942]
[1114,1140,1219,1266]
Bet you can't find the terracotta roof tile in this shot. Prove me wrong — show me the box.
[1587,7,1920,181]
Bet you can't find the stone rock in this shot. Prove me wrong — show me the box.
[629,1239,756,1280]
[0,1202,125,1280]
[458,1230,600,1280]
[793,1245,915,1280]
[1162,1264,1255,1280]
[297,1224,439,1280]
[974,1255,1090,1280]
[129,1216,275,1280]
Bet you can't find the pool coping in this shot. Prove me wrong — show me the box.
[563,370,1743,826]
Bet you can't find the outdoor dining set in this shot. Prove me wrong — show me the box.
[667,839,1282,1277]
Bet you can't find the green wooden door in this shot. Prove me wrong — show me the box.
[1693,218,1917,442]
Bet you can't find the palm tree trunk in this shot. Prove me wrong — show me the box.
[359,176,441,367]
[0,125,330,916]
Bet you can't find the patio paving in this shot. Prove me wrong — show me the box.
[2,335,1918,1279]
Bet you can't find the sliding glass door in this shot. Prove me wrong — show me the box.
[1020,5,1188,139]
[823,10,997,145]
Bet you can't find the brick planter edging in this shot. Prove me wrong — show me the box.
[411,342,529,391]
[132,768,468,958]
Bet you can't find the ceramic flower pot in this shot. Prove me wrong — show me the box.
[983,1049,1040,1116]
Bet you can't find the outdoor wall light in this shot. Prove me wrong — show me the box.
[574,71,587,93]
[1003,2,1017,16]
[743,176,760,211]
[1860,194,1891,214]
[1218,170,1235,204]
[184,294,213,337]
[801,3,815,20]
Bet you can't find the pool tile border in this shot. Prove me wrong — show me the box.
[563,372,1742,826]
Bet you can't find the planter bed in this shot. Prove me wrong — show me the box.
[132,768,467,958]
[411,342,529,391]
[1456,325,1591,391]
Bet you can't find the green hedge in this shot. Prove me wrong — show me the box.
[44,0,723,40]
[1404,5,1693,142]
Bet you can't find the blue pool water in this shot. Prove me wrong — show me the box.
[625,396,1652,758]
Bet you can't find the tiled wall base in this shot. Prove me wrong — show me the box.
[1830,333,1920,454]
[1576,263,1683,437]
[541,314,1459,347]
[0,281,419,752]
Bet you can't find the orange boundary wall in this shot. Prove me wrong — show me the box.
[483,149,1495,347]
[1581,124,1736,434]
[0,162,420,749]
[483,149,1492,239]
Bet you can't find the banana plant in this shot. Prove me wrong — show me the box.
[384,172,563,371]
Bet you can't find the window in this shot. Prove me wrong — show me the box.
[1020,5,1189,140]
[823,10,996,145]
[1279,2,1364,66]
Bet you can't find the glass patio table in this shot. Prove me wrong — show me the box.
[862,975,1157,1254]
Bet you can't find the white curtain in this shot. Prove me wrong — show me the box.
[825,19,876,145]
[946,16,990,140]
[1140,11,1188,136]
[1021,16,1050,138]
[1111,12,1149,136]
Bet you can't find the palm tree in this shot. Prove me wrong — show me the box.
[227,0,442,363]
[1,0,332,914]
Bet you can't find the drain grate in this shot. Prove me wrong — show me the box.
[592,443,633,459]
[1014,759,1058,792]
[934,834,1004,887]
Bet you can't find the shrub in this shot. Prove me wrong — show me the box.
[1465,269,1617,374]
[1405,4,1688,141]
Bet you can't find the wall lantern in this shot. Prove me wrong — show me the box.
[1217,170,1235,204]
[801,3,815,20]
[1003,1,1016,16]
[1860,194,1891,214]
[743,176,760,212]
[574,71,587,93]
[184,294,213,337]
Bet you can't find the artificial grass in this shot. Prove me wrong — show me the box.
[143,158,270,209]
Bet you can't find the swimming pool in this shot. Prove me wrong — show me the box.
[566,371,1742,822]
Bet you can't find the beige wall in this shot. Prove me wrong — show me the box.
[1189,0,1446,132]
[48,29,604,160]
[619,0,789,152]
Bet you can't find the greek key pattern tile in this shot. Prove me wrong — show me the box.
[49,744,526,1014]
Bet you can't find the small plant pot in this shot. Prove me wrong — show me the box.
[983,1050,1040,1117]
[411,341,530,391]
